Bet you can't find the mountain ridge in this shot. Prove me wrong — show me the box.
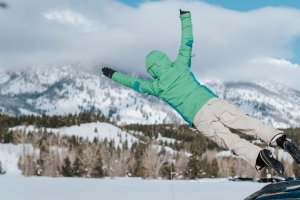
[1,64,300,128]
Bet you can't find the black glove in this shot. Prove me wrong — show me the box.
[0,3,8,8]
[180,9,190,15]
[102,67,116,78]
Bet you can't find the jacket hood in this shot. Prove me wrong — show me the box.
[145,50,172,79]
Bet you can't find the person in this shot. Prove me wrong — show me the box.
[102,9,300,174]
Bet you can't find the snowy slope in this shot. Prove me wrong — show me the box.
[2,122,138,174]
[1,64,300,128]
[223,82,300,128]
[9,122,139,149]
[2,122,185,175]
[254,80,300,104]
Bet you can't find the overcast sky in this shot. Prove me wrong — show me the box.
[1,0,300,89]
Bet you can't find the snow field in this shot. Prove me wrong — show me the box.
[0,176,267,200]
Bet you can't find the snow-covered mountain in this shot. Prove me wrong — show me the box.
[1,64,300,128]
[0,64,182,125]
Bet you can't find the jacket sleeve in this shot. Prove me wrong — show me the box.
[111,72,157,96]
[174,13,193,69]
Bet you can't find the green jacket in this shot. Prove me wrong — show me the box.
[111,13,217,126]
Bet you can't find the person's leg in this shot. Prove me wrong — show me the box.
[193,101,261,168]
[207,98,300,164]
[208,98,283,146]
[193,98,284,173]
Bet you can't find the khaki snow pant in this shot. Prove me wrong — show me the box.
[193,98,284,168]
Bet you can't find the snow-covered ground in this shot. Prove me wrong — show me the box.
[0,122,287,200]
[0,175,267,200]
[0,144,31,175]
[9,122,139,149]
[0,139,268,200]
[0,142,269,200]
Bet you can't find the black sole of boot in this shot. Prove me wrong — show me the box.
[284,141,300,164]
[260,150,284,174]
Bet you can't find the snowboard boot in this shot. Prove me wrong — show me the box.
[276,136,300,164]
[256,149,284,174]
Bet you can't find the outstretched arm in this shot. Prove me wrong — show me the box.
[174,10,193,69]
[102,67,157,96]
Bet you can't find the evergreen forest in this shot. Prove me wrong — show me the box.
[1,113,300,179]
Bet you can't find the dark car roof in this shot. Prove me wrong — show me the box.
[256,189,300,199]
[245,180,300,200]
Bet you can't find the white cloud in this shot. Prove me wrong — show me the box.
[250,57,300,69]
[43,10,105,32]
[241,57,300,89]
[1,0,300,89]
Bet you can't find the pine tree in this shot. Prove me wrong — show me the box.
[77,115,80,126]
[72,116,76,126]
[108,139,115,156]
[0,121,9,143]
[91,149,104,178]
[93,137,99,144]
[39,140,51,176]
[187,152,202,179]
[187,141,202,179]
[200,156,208,178]
[209,159,219,178]
[229,165,235,177]
[130,142,146,177]
[61,156,74,177]
[66,114,71,127]
[116,145,121,157]
[160,162,175,179]
[0,160,2,174]
[73,156,83,177]
[123,139,128,150]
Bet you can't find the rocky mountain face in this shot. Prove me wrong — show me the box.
[1,64,300,128]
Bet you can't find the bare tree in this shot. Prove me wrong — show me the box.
[27,128,43,168]
[41,133,61,177]
[216,156,232,177]
[108,149,134,178]
[108,152,122,178]
[39,138,51,176]
[14,129,37,176]
[175,150,189,179]
[18,155,36,176]
[142,144,170,179]
[100,145,110,170]
[46,133,63,177]
[78,145,102,177]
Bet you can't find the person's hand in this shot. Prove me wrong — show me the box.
[180,9,190,15]
[102,67,116,78]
